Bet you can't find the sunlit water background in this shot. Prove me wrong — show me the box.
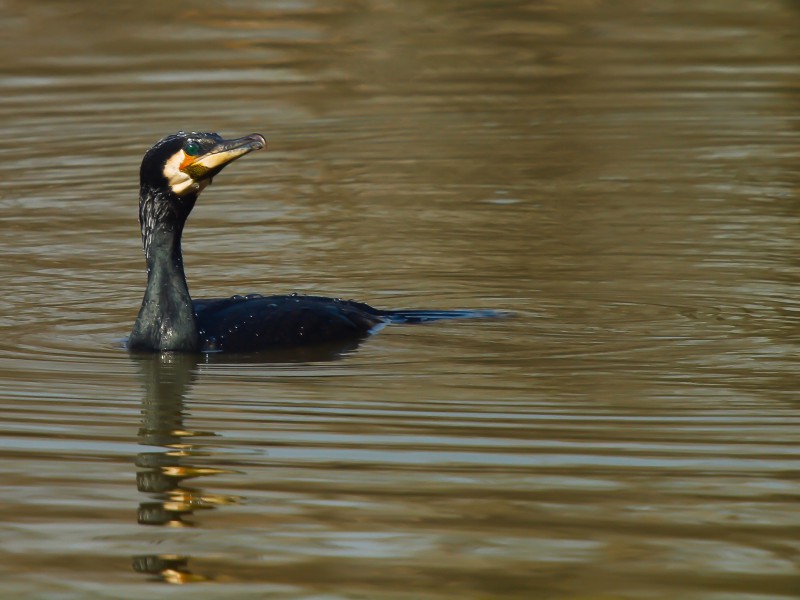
[1,1,799,598]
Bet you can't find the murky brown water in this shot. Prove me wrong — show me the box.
[1,0,799,598]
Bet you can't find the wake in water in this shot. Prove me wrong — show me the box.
[379,309,511,324]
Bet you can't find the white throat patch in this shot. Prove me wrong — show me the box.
[162,150,210,196]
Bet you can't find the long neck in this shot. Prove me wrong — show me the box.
[129,189,199,352]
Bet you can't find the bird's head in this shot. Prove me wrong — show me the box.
[140,131,267,199]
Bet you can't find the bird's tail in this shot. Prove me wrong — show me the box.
[380,309,510,324]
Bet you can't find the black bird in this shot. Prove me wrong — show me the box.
[128,131,500,354]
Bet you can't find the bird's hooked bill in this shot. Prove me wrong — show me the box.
[181,133,267,179]
[159,132,266,197]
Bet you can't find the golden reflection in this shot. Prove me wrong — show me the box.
[131,353,240,582]
[132,554,211,584]
[129,341,365,584]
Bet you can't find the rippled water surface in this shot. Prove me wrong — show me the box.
[1,1,800,598]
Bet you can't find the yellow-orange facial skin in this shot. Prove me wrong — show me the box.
[179,152,197,171]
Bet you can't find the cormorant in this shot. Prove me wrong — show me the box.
[128,131,500,353]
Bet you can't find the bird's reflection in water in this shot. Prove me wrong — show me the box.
[134,352,241,528]
[131,352,238,584]
[130,340,364,583]
[132,554,208,585]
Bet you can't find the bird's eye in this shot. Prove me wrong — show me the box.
[184,141,202,156]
